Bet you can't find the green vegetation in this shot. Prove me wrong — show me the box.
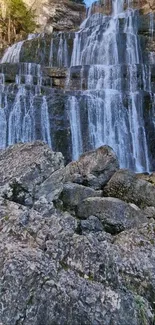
[71,0,85,4]
[0,0,36,44]
[135,295,148,325]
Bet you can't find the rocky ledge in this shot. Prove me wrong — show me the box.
[0,141,155,325]
[89,0,155,15]
[23,0,86,33]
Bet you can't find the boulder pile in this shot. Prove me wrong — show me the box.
[0,141,155,325]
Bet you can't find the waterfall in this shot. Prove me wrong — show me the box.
[67,0,152,172]
[41,96,52,147]
[0,0,155,171]
[67,96,83,160]
[1,41,24,64]
[49,32,70,67]
[113,0,124,15]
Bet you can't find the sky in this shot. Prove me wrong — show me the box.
[85,0,95,6]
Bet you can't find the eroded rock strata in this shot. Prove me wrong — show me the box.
[0,141,155,325]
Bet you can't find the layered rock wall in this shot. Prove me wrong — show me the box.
[23,0,86,32]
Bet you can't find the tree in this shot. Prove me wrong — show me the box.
[0,0,36,44]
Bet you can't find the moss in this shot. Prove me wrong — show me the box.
[27,295,34,306]
[4,215,9,221]
[60,261,69,271]
[150,239,155,245]
[135,295,148,325]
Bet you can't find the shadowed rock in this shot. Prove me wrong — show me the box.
[103,169,155,208]
[77,197,147,234]
[65,145,119,190]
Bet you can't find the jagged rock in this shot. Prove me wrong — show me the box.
[65,146,119,190]
[89,0,155,16]
[0,197,154,325]
[80,216,104,232]
[103,169,155,208]
[143,206,155,218]
[77,197,147,234]
[0,141,64,207]
[0,143,155,324]
[23,0,85,33]
[61,182,102,210]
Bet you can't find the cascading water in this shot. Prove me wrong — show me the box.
[0,41,24,64]
[0,61,52,148]
[67,0,154,172]
[0,0,155,171]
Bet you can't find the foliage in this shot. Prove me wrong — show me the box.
[70,0,85,4]
[0,0,36,44]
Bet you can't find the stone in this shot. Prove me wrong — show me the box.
[0,197,154,325]
[77,197,147,234]
[80,215,104,233]
[34,168,66,206]
[65,146,119,190]
[143,206,155,218]
[103,169,155,208]
[23,0,86,33]
[61,182,102,210]
[0,141,64,207]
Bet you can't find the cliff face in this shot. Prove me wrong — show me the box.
[23,0,86,33]
[89,0,155,16]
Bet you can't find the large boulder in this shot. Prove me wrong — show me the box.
[103,169,155,208]
[0,141,64,207]
[65,145,119,190]
[61,182,102,210]
[77,197,147,234]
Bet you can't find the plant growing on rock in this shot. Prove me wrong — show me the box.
[0,0,36,45]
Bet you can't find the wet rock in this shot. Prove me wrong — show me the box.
[77,197,147,234]
[103,169,155,208]
[65,145,119,190]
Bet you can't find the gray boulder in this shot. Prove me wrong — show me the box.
[65,145,119,189]
[61,182,102,210]
[0,141,64,207]
[103,169,155,208]
[77,197,147,234]
[0,198,154,325]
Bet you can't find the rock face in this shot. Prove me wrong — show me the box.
[0,141,64,207]
[23,0,85,33]
[89,0,155,16]
[77,197,147,234]
[103,169,155,208]
[0,141,155,325]
[65,146,119,189]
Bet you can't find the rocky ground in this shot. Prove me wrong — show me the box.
[0,141,155,325]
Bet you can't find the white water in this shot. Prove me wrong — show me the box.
[41,96,52,147]
[0,0,154,170]
[67,0,152,172]
[1,41,24,64]
[49,32,69,67]
[67,96,83,160]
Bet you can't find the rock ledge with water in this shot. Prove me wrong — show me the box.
[0,141,155,325]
